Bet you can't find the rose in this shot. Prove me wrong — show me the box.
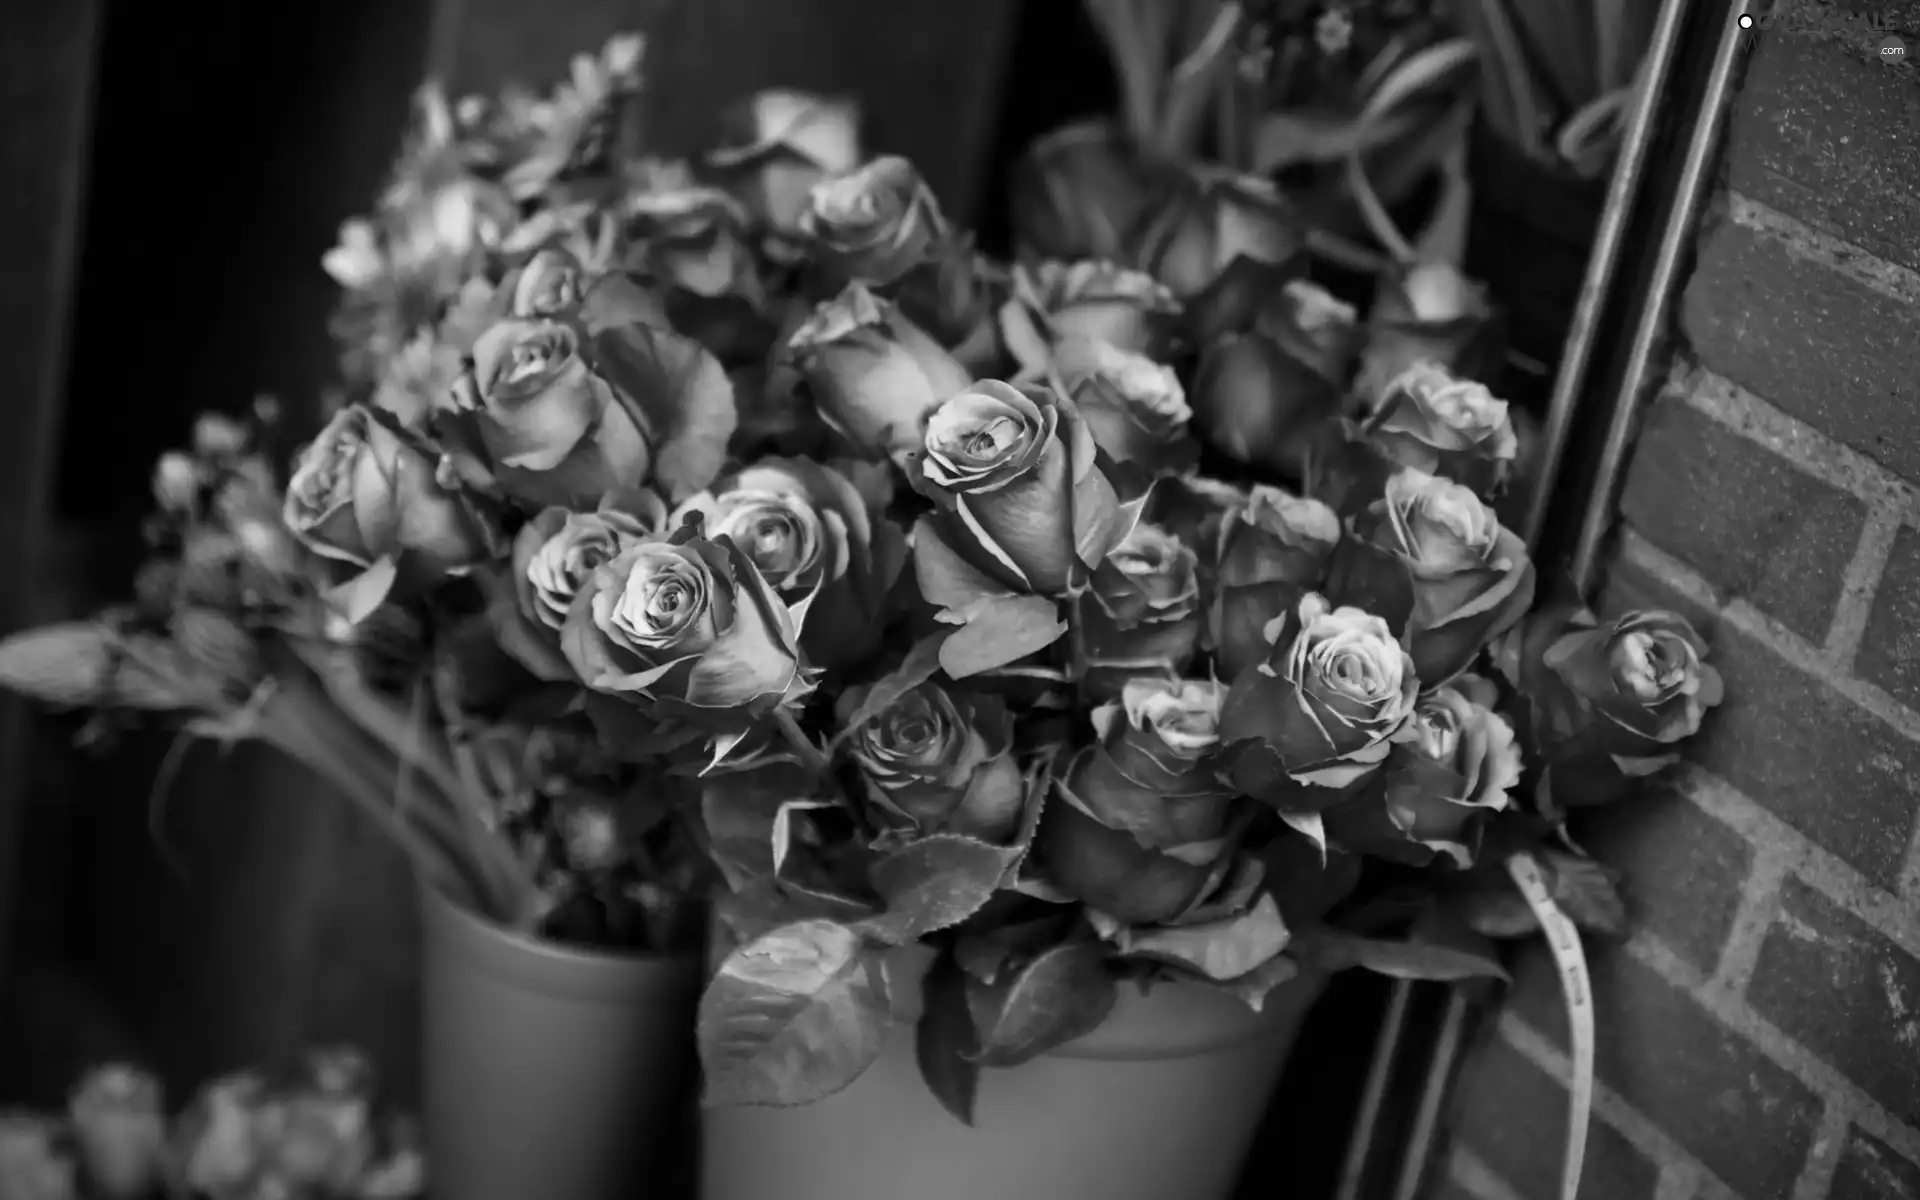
[283,404,485,579]
[561,520,813,748]
[1208,486,1341,681]
[1354,263,1503,407]
[1363,362,1518,496]
[497,200,624,275]
[437,282,736,506]
[498,489,669,679]
[913,379,1128,597]
[836,679,1026,842]
[1051,335,1194,472]
[1494,605,1722,808]
[67,1065,165,1200]
[1037,678,1238,923]
[1011,259,1181,355]
[169,1074,268,1199]
[1325,675,1520,867]
[706,89,863,233]
[798,155,949,288]
[672,457,906,671]
[0,1115,74,1200]
[1218,592,1420,810]
[1190,329,1344,478]
[1010,119,1168,263]
[1264,279,1362,383]
[1324,467,1535,684]
[783,282,973,462]
[1127,165,1304,301]
[625,185,758,299]
[253,1086,375,1193]
[1081,522,1203,692]
[507,246,591,316]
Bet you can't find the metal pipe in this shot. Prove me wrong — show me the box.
[1391,988,1473,1200]
[1570,0,1758,592]
[1520,0,1699,549]
[1333,979,1416,1200]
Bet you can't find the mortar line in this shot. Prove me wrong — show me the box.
[1679,769,1920,961]
[1824,502,1903,673]
[1791,1101,1855,1200]
[1653,1162,1708,1200]
[1497,1013,1728,1189]
[1711,843,1795,995]
[1626,932,1920,1165]
[1444,1146,1528,1200]
[1726,192,1920,308]
[1676,366,1920,518]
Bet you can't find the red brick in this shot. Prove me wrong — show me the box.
[1746,879,1920,1121]
[1509,945,1822,1200]
[1447,1025,1660,1200]
[1682,221,1920,483]
[1856,524,1920,710]
[1726,33,1920,274]
[1618,397,1865,642]
[1599,559,1920,889]
[1832,1128,1920,1200]
[1575,784,1754,976]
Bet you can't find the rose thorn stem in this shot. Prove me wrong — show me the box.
[771,707,831,775]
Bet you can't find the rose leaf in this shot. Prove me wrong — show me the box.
[864,834,1017,945]
[1122,893,1291,982]
[1289,928,1510,983]
[911,516,1008,611]
[914,953,982,1126]
[829,633,950,749]
[325,557,400,627]
[966,935,1117,1068]
[1278,811,1327,857]
[940,594,1067,679]
[1541,851,1627,937]
[698,919,891,1108]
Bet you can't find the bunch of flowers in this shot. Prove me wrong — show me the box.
[0,1050,422,1200]
[0,28,1721,1126]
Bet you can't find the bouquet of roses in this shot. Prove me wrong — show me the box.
[0,27,1722,1138]
[0,1049,422,1200]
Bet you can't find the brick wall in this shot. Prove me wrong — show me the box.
[1436,22,1920,1200]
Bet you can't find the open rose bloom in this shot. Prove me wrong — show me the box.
[0,28,1727,1139]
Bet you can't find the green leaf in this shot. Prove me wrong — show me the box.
[1292,928,1510,983]
[699,920,891,1108]
[865,834,1016,945]
[1543,850,1627,937]
[914,954,982,1126]
[967,935,1117,1067]
[939,593,1067,679]
[1120,893,1291,982]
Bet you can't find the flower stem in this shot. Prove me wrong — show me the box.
[1345,153,1417,268]
[771,708,831,775]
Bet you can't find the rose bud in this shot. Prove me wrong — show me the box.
[1037,678,1237,924]
[1324,675,1520,868]
[1010,119,1163,263]
[1363,362,1519,497]
[706,88,863,234]
[1143,473,1251,553]
[1262,279,1362,384]
[284,404,486,578]
[798,155,949,288]
[1190,329,1343,479]
[836,678,1025,843]
[502,489,668,679]
[1128,165,1304,302]
[252,1084,375,1193]
[1208,485,1341,681]
[560,519,814,747]
[1012,259,1181,358]
[437,286,737,506]
[0,1114,75,1200]
[167,1073,268,1199]
[1218,592,1419,811]
[1051,336,1196,474]
[672,457,906,672]
[1494,605,1722,808]
[1354,262,1504,407]
[1080,522,1202,696]
[782,282,973,462]
[912,380,1128,597]
[1323,467,1535,684]
[625,184,759,300]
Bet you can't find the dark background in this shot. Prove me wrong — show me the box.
[3,3,1397,1195]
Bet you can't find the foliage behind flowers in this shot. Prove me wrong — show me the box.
[0,28,1724,1127]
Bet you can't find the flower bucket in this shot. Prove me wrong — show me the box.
[699,968,1326,1200]
[420,886,701,1200]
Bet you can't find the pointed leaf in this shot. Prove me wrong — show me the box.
[940,593,1067,679]
[1122,894,1291,981]
[326,557,400,626]
[914,954,982,1126]
[967,936,1117,1067]
[865,834,1015,944]
[830,633,949,749]
[698,920,891,1107]
[1543,851,1628,937]
[1292,928,1510,983]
